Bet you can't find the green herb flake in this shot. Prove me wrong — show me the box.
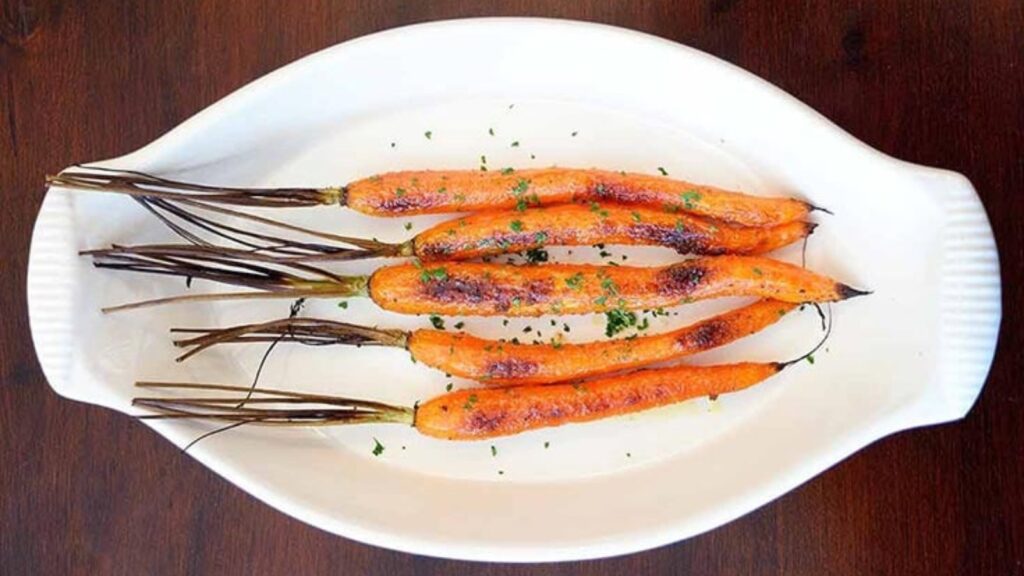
[510,141,520,147]
[509,220,524,232]
[631,211,643,223]
[372,438,385,456]
[571,131,578,137]
[454,321,465,330]
[565,273,585,291]
[424,130,432,139]
[544,441,550,449]
[404,222,413,231]
[501,167,514,175]
[752,267,763,276]
[511,178,529,196]
[604,308,639,337]
[657,167,669,176]
[395,188,406,197]
[445,383,453,392]
[429,315,445,330]
[420,267,449,283]
[807,354,815,365]
[525,248,549,264]
[463,394,479,411]
[338,301,348,309]
[681,190,702,209]
[488,127,495,136]
[491,445,497,457]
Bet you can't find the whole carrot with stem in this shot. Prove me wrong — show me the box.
[132,357,804,441]
[62,188,813,263]
[83,245,867,314]
[171,299,798,385]
[48,166,825,227]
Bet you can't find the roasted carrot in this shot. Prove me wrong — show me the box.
[170,300,797,385]
[369,256,863,316]
[131,361,786,440]
[49,167,819,227]
[413,362,781,439]
[84,245,867,314]
[413,203,814,260]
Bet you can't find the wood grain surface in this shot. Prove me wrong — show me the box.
[1,1,1020,574]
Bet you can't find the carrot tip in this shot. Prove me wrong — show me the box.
[836,283,872,300]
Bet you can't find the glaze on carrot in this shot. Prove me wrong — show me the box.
[369,256,865,317]
[408,300,796,384]
[412,203,814,260]
[347,168,814,226]
[414,362,782,439]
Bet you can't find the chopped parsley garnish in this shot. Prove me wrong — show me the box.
[806,354,815,365]
[675,220,686,233]
[511,178,529,196]
[599,273,619,295]
[510,140,520,147]
[395,188,406,197]
[571,131,578,137]
[454,321,465,330]
[424,130,432,139]
[390,142,396,148]
[681,190,702,209]
[488,127,495,136]
[491,445,497,457]
[420,266,448,283]
[589,201,609,218]
[338,301,348,309]
[657,167,669,176]
[752,267,763,276]
[544,441,550,449]
[445,383,453,392]
[501,167,515,175]
[463,394,479,410]
[372,438,385,456]
[429,315,445,330]
[525,248,549,263]
[565,273,585,290]
[509,220,524,232]
[604,308,638,337]
[631,211,642,223]
[404,222,413,231]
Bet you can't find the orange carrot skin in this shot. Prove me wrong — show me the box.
[368,256,861,317]
[407,299,796,385]
[414,362,782,439]
[413,203,814,261]
[345,168,812,227]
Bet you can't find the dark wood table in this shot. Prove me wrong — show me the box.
[2,2,1020,574]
